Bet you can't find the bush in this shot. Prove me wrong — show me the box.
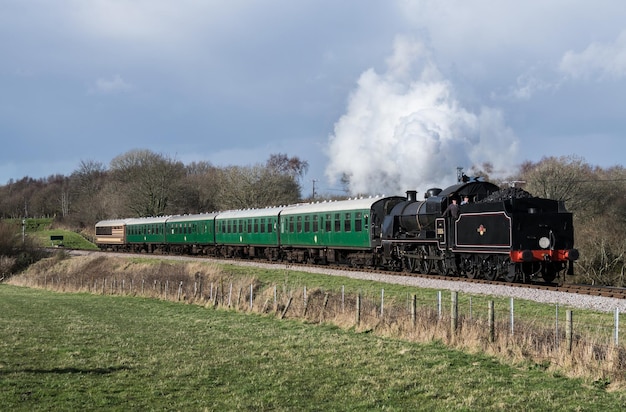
[0,221,47,280]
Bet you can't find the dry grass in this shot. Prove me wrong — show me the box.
[8,253,626,389]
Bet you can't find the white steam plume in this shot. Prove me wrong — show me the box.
[325,36,519,196]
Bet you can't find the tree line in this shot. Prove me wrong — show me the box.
[0,151,624,286]
[0,150,309,225]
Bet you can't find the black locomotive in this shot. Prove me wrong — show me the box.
[380,178,578,283]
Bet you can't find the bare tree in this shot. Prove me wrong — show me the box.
[109,149,186,216]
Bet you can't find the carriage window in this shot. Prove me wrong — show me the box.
[355,212,362,232]
[289,216,294,233]
[344,213,351,232]
[247,219,252,233]
[334,213,341,232]
[326,214,331,232]
[297,216,302,233]
[312,215,319,232]
[260,218,265,233]
[268,219,274,233]
[96,226,113,235]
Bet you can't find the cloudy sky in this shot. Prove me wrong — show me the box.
[1,1,625,196]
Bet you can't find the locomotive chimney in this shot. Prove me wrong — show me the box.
[406,190,417,202]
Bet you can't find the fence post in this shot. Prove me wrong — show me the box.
[249,284,253,311]
[280,297,292,319]
[555,304,559,348]
[437,291,442,320]
[615,308,620,346]
[177,281,183,301]
[303,286,309,316]
[341,285,345,313]
[411,294,417,327]
[488,301,495,343]
[380,289,384,317]
[228,283,233,308]
[356,293,361,326]
[451,291,458,333]
[566,310,573,353]
[509,297,514,336]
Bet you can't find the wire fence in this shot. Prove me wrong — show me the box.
[28,271,626,384]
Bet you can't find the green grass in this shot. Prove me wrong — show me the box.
[31,229,99,250]
[1,284,625,411]
[112,257,626,346]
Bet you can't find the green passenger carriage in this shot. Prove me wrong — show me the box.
[279,196,405,265]
[165,213,218,254]
[215,207,282,259]
[126,217,168,253]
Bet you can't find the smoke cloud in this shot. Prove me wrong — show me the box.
[325,36,519,196]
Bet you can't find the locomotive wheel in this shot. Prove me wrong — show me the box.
[465,257,480,279]
[482,258,498,281]
[403,257,417,273]
[503,270,517,283]
[418,246,432,274]
[542,264,558,283]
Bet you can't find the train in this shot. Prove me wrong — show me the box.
[95,178,579,284]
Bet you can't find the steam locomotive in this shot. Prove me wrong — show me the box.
[380,179,578,283]
[95,178,579,284]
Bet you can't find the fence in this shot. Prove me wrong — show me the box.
[32,273,626,382]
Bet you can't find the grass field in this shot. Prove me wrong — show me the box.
[1,285,625,411]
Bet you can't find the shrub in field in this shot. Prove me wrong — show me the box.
[0,221,48,280]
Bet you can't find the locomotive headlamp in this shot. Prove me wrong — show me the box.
[539,236,551,249]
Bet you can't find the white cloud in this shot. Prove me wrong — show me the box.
[89,75,133,94]
[559,31,626,80]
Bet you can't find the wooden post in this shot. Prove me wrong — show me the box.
[437,291,442,320]
[451,291,458,333]
[228,283,233,308]
[303,286,309,317]
[280,297,292,319]
[509,298,515,336]
[341,285,345,313]
[566,310,573,353]
[249,284,253,311]
[411,294,417,327]
[356,293,361,326]
[488,301,495,343]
